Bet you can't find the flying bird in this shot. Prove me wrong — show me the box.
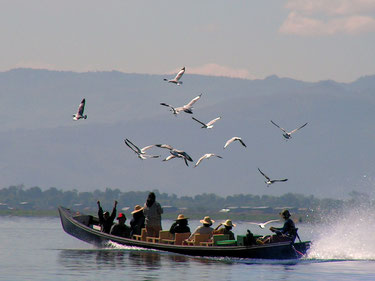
[270,120,308,140]
[163,66,185,85]
[192,116,221,129]
[223,137,247,149]
[72,98,87,120]
[124,139,160,160]
[248,219,280,229]
[195,153,223,167]
[155,144,193,166]
[258,168,288,186]
[160,94,202,115]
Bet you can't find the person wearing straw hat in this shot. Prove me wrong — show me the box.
[130,205,145,237]
[169,214,191,234]
[213,219,236,240]
[188,216,215,240]
[110,213,131,238]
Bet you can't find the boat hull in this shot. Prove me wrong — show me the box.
[58,206,310,260]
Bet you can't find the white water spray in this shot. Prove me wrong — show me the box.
[307,205,375,260]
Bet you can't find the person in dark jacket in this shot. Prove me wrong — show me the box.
[263,209,296,243]
[97,200,117,234]
[169,214,190,234]
[110,213,131,238]
[143,192,163,237]
[130,204,145,237]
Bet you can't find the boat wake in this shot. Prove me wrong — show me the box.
[104,240,156,252]
[306,204,375,261]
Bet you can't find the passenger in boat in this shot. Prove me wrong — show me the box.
[169,214,190,234]
[263,209,296,243]
[143,192,163,237]
[213,219,236,240]
[110,213,131,238]
[97,200,117,234]
[130,204,145,237]
[188,216,214,240]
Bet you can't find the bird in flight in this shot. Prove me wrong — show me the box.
[270,120,308,140]
[192,116,221,129]
[258,168,288,186]
[124,139,160,160]
[248,219,280,229]
[155,144,193,166]
[160,94,202,115]
[195,153,223,167]
[163,66,185,86]
[72,98,87,120]
[223,137,247,149]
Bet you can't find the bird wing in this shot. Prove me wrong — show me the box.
[140,144,156,153]
[184,94,202,108]
[263,219,280,226]
[192,117,207,127]
[77,98,85,116]
[289,122,308,134]
[258,168,271,181]
[155,144,173,150]
[238,138,247,147]
[206,117,221,126]
[272,179,288,183]
[271,120,287,134]
[180,151,193,162]
[195,155,207,167]
[174,67,185,81]
[124,139,141,154]
[160,103,176,113]
[224,137,235,148]
[163,155,176,161]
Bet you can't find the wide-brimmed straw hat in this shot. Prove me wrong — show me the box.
[175,214,189,221]
[131,205,144,214]
[200,216,215,225]
[222,219,236,227]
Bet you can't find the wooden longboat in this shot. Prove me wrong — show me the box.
[58,206,310,260]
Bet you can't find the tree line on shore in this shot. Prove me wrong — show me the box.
[0,185,372,215]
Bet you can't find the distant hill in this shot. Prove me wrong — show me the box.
[0,68,375,198]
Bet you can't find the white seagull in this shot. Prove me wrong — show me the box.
[223,137,247,149]
[124,139,160,160]
[248,219,280,229]
[160,94,202,115]
[270,120,308,140]
[155,144,193,166]
[73,98,87,120]
[195,153,223,167]
[258,168,288,186]
[192,116,221,129]
[163,66,185,85]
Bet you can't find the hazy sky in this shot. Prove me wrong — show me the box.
[1,0,375,82]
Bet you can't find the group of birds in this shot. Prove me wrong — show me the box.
[71,66,308,186]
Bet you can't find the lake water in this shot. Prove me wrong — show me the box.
[1,210,375,281]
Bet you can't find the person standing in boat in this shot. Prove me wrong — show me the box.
[213,219,236,240]
[188,216,214,240]
[97,200,117,234]
[130,205,145,237]
[169,214,190,234]
[110,213,131,238]
[143,192,163,237]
